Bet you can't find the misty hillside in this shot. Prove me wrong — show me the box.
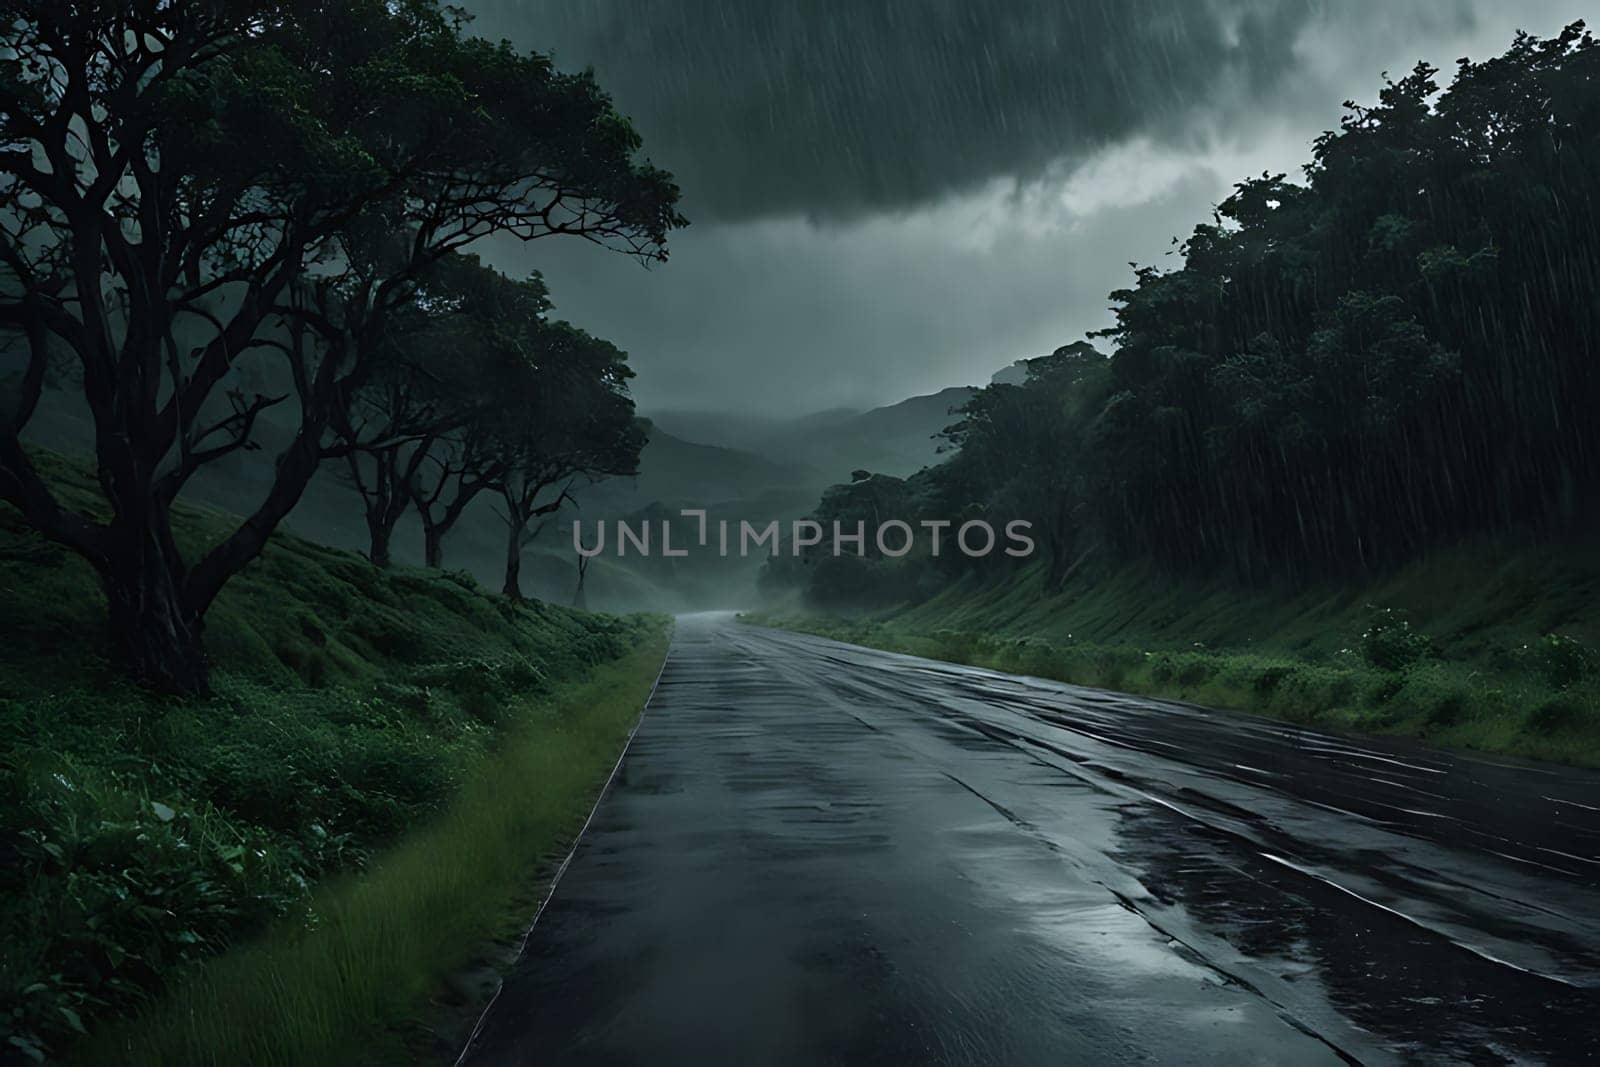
[585,425,819,507]
[17,389,837,613]
[649,385,975,481]
[19,373,979,614]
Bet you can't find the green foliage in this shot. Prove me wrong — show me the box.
[0,744,318,1062]
[1517,634,1595,690]
[0,466,659,1061]
[412,654,549,723]
[1,0,684,694]
[1527,696,1593,734]
[73,634,669,1067]
[1358,608,1434,671]
[760,610,1600,767]
[751,536,1600,767]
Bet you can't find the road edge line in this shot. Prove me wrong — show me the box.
[452,630,675,1065]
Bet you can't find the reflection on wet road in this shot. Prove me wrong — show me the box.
[460,614,1600,1065]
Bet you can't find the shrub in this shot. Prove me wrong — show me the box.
[1004,638,1059,678]
[1175,657,1215,687]
[1253,665,1293,694]
[1523,634,1594,690]
[0,758,308,1061]
[412,654,548,722]
[1427,693,1468,726]
[440,569,480,592]
[1092,647,1140,690]
[1326,676,1358,707]
[1359,607,1433,671]
[1527,696,1591,734]
[1368,673,1406,704]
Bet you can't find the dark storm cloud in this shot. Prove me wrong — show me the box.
[464,0,1448,221]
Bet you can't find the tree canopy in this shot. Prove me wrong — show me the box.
[0,0,684,691]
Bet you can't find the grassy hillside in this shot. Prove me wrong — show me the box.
[0,451,669,1063]
[756,543,1600,767]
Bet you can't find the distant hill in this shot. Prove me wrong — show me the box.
[583,424,820,509]
[827,387,974,475]
[648,385,974,481]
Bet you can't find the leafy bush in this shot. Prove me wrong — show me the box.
[1324,675,1358,707]
[0,628,616,1062]
[1090,647,1141,689]
[412,654,548,722]
[1,756,313,1061]
[1527,696,1591,734]
[1521,634,1594,690]
[1359,607,1434,671]
[1253,665,1294,694]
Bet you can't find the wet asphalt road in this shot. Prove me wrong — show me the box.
[459,613,1600,1065]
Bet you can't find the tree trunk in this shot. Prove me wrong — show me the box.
[421,515,444,568]
[368,516,396,568]
[573,555,589,609]
[502,522,523,600]
[1046,539,1068,590]
[349,447,410,568]
[413,474,491,570]
[102,547,209,696]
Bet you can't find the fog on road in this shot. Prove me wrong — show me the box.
[460,613,1600,1065]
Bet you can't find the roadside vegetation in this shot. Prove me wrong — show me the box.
[1,453,669,1062]
[1,7,683,1058]
[71,635,668,1067]
[754,544,1600,767]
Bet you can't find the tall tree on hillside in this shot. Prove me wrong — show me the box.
[496,324,644,600]
[335,258,551,568]
[335,289,460,569]
[0,1,684,692]
[398,266,559,570]
[1075,24,1600,581]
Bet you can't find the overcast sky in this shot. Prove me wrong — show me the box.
[462,0,1590,417]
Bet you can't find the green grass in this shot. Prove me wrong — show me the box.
[884,545,1600,660]
[750,546,1600,767]
[69,631,669,1067]
[0,450,670,1062]
[0,453,622,697]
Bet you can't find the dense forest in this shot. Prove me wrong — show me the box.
[770,23,1600,606]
